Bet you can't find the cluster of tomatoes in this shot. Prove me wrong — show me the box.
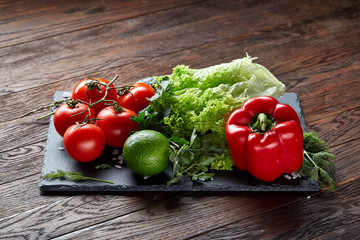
[53,77,155,162]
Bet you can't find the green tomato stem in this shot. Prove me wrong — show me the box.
[36,111,55,120]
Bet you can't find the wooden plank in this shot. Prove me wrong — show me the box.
[1,2,359,123]
[0,188,189,239]
[279,58,360,123]
[0,0,18,5]
[0,187,303,239]
[330,138,360,185]
[0,141,45,185]
[190,179,360,239]
[0,35,360,127]
[1,0,358,96]
[306,104,360,147]
[28,179,360,240]
[0,173,65,218]
[0,112,50,153]
[0,0,202,47]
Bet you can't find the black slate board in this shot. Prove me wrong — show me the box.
[39,83,320,193]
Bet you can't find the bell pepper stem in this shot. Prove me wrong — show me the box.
[260,113,268,132]
[254,113,268,132]
[249,113,276,134]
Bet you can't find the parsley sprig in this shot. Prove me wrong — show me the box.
[131,77,173,133]
[298,132,336,190]
[42,169,114,184]
[167,129,224,186]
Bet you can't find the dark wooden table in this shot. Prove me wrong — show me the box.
[1,0,359,239]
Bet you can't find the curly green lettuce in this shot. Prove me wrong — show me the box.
[165,55,285,138]
[148,55,285,170]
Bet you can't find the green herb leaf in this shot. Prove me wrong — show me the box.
[167,129,221,186]
[166,177,179,187]
[42,169,114,184]
[148,77,171,102]
[131,78,174,134]
[189,128,197,147]
[95,164,112,170]
[130,109,158,129]
[298,132,336,190]
[169,136,189,147]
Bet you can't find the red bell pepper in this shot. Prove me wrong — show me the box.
[225,96,303,182]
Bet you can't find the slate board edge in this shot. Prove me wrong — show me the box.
[39,183,320,193]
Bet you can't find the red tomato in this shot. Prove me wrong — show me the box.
[117,83,155,112]
[72,78,118,115]
[63,124,105,162]
[96,106,139,148]
[53,102,95,137]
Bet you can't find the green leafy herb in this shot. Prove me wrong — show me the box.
[131,77,173,132]
[298,132,336,190]
[168,135,190,147]
[167,129,224,186]
[95,164,112,170]
[130,109,158,130]
[42,169,114,184]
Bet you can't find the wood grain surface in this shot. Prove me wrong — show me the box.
[1,0,359,239]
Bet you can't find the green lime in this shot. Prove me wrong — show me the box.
[123,130,170,176]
